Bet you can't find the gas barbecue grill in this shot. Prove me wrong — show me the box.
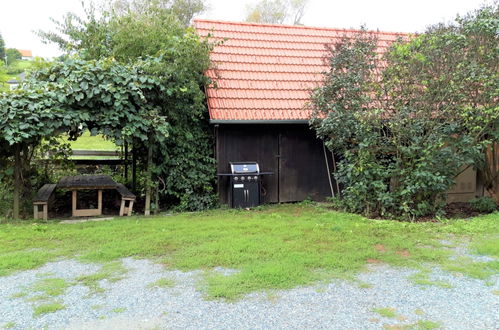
[218,162,272,208]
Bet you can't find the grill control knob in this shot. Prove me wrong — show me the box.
[234,176,239,181]
[241,176,246,181]
[254,176,258,180]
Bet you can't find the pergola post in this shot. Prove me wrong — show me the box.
[144,141,153,216]
[13,143,21,219]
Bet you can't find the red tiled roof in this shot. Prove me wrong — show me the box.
[17,49,32,57]
[194,19,407,121]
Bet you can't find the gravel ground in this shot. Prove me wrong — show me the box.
[1,257,498,330]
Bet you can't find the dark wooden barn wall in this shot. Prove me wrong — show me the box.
[216,124,338,204]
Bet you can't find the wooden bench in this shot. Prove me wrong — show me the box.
[116,183,136,216]
[33,184,57,221]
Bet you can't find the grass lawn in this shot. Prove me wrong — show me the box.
[62,131,117,151]
[0,204,497,299]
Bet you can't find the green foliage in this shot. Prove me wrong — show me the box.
[32,0,216,211]
[0,63,8,92]
[372,307,397,318]
[0,57,171,216]
[311,6,499,219]
[76,261,128,294]
[469,197,497,213]
[0,204,498,299]
[5,48,21,66]
[148,277,176,288]
[246,0,308,25]
[0,32,5,60]
[33,302,65,316]
[32,278,70,296]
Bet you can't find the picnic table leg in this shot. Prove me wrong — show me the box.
[127,201,134,216]
[98,190,103,216]
[72,190,77,217]
[119,199,125,216]
[43,204,48,221]
[34,205,38,219]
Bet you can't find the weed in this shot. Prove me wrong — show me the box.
[33,302,65,316]
[32,278,69,296]
[36,272,55,278]
[414,308,425,315]
[112,307,126,313]
[409,320,441,329]
[147,277,175,289]
[76,261,127,294]
[10,291,28,299]
[358,282,373,289]
[409,270,453,289]
[373,307,397,318]
[27,295,51,302]
[384,320,441,330]
[3,322,15,329]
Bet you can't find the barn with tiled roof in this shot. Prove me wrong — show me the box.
[194,19,405,204]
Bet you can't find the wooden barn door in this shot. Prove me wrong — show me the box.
[216,125,279,204]
[216,124,335,205]
[278,126,334,202]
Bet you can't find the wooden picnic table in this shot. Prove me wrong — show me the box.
[57,175,118,217]
[33,175,136,220]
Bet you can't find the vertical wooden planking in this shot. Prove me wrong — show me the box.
[278,125,335,202]
[217,125,279,204]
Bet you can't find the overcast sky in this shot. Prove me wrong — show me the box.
[0,0,490,58]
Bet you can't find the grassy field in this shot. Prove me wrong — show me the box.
[62,131,117,151]
[0,204,497,299]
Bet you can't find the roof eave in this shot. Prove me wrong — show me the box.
[210,119,310,124]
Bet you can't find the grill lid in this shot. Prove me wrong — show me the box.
[230,162,260,174]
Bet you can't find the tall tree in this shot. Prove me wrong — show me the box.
[5,48,21,66]
[109,0,205,26]
[0,32,5,62]
[245,0,309,25]
[36,0,217,212]
[311,5,499,219]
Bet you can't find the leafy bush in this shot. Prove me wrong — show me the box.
[311,5,498,219]
[470,197,497,214]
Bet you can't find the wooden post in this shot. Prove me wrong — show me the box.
[132,144,137,191]
[72,190,77,217]
[124,142,129,181]
[119,199,125,216]
[144,142,153,216]
[13,144,21,219]
[43,204,48,221]
[97,190,103,215]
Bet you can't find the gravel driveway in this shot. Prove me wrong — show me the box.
[1,258,498,330]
